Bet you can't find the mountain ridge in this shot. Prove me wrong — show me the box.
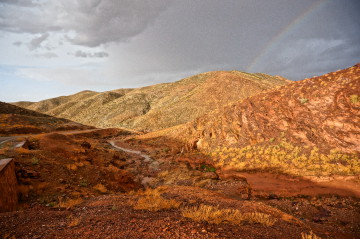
[13,70,290,131]
[148,63,360,176]
[0,101,91,135]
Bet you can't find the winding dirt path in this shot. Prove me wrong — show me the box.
[108,140,152,162]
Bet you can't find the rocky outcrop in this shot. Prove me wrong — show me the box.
[178,63,360,154]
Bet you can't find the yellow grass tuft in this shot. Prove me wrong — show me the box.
[59,198,83,209]
[67,216,81,227]
[181,204,276,226]
[93,183,107,193]
[211,142,360,176]
[301,231,321,239]
[133,186,181,211]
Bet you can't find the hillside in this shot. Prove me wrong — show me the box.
[154,64,360,176]
[13,71,290,131]
[0,101,90,135]
[2,67,360,239]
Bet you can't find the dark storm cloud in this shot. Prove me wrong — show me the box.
[0,0,172,46]
[1,0,359,90]
[114,0,357,82]
[247,0,360,80]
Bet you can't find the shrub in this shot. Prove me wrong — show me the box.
[299,98,308,104]
[79,179,88,187]
[201,164,216,172]
[31,157,39,165]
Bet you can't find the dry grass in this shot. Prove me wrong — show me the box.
[181,204,276,226]
[58,198,84,209]
[350,94,359,104]
[301,231,321,239]
[3,233,16,239]
[93,183,107,193]
[242,212,277,226]
[133,187,181,211]
[67,215,81,227]
[211,141,360,176]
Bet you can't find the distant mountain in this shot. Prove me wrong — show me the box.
[0,101,90,135]
[160,64,360,176]
[13,71,290,131]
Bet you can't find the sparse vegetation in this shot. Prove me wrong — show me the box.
[133,188,181,211]
[11,71,289,131]
[31,157,39,165]
[58,198,84,209]
[299,98,308,104]
[301,231,321,239]
[93,183,107,193]
[200,164,216,172]
[211,141,360,176]
[181,204,276,226]
[67,215,81,227]
[79,179,88,187]
[350,94,359,104]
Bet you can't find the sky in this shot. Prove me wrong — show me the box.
[0,0,359,102]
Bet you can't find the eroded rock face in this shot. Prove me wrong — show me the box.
[179,64,360,154]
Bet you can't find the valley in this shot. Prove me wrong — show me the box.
[1,65,359,239]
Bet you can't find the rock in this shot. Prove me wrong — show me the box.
[141,177,155,187]
[81,141,91,149]
[268,194,279,200]
[22,139,40,150]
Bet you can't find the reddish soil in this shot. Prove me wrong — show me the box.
[220,171,360,198]
[1,126,360,238]
[0,129,143,209]
[1,186,359,239]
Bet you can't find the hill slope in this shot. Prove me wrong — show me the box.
[13,71,290,131]
[160,64,360,176]
[0,101,90,135]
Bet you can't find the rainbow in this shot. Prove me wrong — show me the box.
[246,0,328,72]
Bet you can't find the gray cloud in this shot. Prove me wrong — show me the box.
[0,0,172,47]
[1,0,359,103]
[0,0,37,7]
[28,33,49,50]
[33,52,58,58]
[245,0,360,80]
[72,50,109,58]
[13,41,22,46]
